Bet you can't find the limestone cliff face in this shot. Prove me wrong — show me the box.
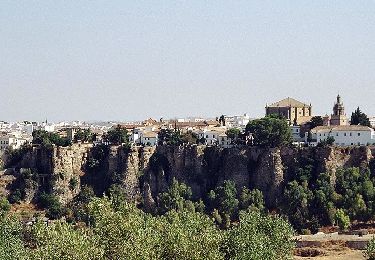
[4,144,375,207]
[50,144,92,204]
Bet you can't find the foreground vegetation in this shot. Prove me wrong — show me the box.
[0,196,294,260]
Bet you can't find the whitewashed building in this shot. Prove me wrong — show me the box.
[307,125,375,146]
[0,134,30,150]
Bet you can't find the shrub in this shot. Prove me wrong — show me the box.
[335,209,350,230]
[0,197,10,219]
[38,193,64,219]
[365,236,375,260]
[8,189,22,204]
[69,177,78,191]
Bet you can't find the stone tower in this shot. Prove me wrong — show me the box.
[330,94,348,125]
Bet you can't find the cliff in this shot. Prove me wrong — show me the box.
[2,144,374,207]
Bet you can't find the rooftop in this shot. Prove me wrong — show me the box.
[312,125,373,132]
[268,97,311,108]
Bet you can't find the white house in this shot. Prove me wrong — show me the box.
[307,125,375,146]
[140,132,158,146]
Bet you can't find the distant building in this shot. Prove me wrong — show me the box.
[266,97,312,125]
[224,114,251,128]
[0,134,30,150]
[369,117,375,128]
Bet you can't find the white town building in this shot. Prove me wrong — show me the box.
[307,125,375,146]
[0,134,30,151]
[140,132,158,146]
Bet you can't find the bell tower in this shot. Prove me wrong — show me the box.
[330,94,347,125]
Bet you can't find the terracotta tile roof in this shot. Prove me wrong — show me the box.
[142,132,158,138]
[312,125,372,132]
[268,97,310,108]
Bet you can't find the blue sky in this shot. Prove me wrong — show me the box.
[1,1,374,121]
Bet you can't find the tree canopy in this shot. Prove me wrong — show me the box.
[103,125,129,145]
[351,107,371,127]
[245,116,292,147]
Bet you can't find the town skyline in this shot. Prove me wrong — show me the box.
[0,93,374,123]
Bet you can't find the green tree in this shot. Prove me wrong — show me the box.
[239,187,265,212]
[161,210,225,260]
[351,107,371,127]
[208,180,239,219]
[158,178,193,214]
[308,116,324,129]
[27,221,104,260]
[32,130,71,147]
[181,131,198,144]
[158,129,183,145]
[38,193,64,219]
[0,217,26,259]
[74,128,94,143]
[104,125,129,145]
[226,128,242,144]
[334,209,350,230]
[226,211,295,260]
[245,116,292,147]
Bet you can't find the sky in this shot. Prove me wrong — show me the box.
[1,1,375,122]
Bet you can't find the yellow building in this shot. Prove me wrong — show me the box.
[266,97,312,125]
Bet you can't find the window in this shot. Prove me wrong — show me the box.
[336,133,338,136]
[344,133,347,136]
[358,133,361,136]
[350,133,352,136]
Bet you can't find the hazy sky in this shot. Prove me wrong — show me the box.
[1,1,375,122]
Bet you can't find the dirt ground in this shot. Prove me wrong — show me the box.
[294,232,371,259]
[294,248,364,260]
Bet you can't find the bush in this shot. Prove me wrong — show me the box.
[8,189,22,204]
[0,197,10,219]
[69,177,78,191]
[335,209,350,230]
[38,193,64,219]
[365,236,375,260]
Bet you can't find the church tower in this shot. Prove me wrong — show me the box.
[330,94,348,125]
